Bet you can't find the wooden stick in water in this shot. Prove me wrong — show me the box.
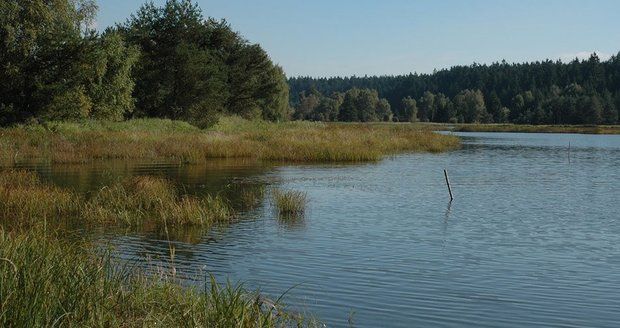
[444,169,454,201]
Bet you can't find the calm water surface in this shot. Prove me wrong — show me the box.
[16,132,620,327]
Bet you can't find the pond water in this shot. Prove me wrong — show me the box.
[12,132,620,327]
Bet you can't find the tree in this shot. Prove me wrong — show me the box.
[401,97,418,122]
[289,51,620,126]
[434,93,455,123]
[260,65,290,121]
[120,0,289,123]
[338,89,361,122]
[311,92,343,122]
[376,99,393,122]
[355,89,379,122]
[417,91,436,122]
[87,31,140,120]
[486,91,502,123]
[0,0,137,124]
[579,95,602,125]
[295,90,321,120]
[453,89,489,123]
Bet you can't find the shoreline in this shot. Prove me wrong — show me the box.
[429,123,620,135]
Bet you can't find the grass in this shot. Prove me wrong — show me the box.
[272,189,308,220]
[0,170,233,228]
[0,117,460,164]
[448,123,620,134]
[240,185,267,210]
[0,226,317,327]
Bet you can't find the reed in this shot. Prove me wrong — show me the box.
[83,176,234,227]
[0,170,233,228]
[272,189,308,219]
[0,117,460,164]
[0,227,317,327]
[240,185,267,210]
[0,170,80,224]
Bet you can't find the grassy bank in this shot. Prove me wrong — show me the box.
[0,117,460,164]
[449,123,620,134]
[0,170,233,228]
[0,227,315,327]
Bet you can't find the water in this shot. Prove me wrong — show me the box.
[10,132,620,327]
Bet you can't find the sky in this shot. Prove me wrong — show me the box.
[96,0,620,77]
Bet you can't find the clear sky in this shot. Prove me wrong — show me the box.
[96,0,620,77]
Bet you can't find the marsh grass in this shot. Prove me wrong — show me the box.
[0,170,233,228]
[83,176,234,227]
[0,171,80,224]
[272,189,308,220]
[240,185,267,210]
[0,227,317,327]
[0,117,460,164]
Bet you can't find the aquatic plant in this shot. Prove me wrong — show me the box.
[0,227,317,327]
[0,170,80,224]
[0,170,233,228]
[83,176,234,227]
[272,189,308,219]
[240,185,267,210]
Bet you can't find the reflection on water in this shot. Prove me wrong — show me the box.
[4,132,620,327]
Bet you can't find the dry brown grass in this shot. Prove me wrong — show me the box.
[0,170,233,228]
[0,117,460,164]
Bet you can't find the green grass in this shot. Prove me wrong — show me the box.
[447,123,620,134]
[0,170,233,228]
[0,117,460,164]
[0,226,317,327]
[272,189,308,219]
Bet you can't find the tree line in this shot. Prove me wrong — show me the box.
[0,0,289,126]
[289,54,620,124]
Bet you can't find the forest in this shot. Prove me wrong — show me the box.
[0,0,289,127]
[289,55,620,125]
[1,0,619,127]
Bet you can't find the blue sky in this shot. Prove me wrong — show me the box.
[96,0,620,77]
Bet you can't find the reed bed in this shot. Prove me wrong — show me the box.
[272,189,308,219]
[0,170,233,228]
[0,117,460,164]
[0,227,316,327]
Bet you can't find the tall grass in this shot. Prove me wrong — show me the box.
[0,117,460,164]
[0,170,233,228]
[0,227,317,327]
[0,170,80,225]
[272,189,308,220]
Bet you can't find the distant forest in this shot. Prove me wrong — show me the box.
[2,0,619,127]
[289,55,620,125]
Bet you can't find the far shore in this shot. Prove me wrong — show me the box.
[421,123,620,135]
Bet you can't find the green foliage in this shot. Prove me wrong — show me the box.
[453,89,490,123]
[119,0,289,123]
[0,0,289,126]
[400,97,418,122]
[0,0,137,124]
[88,32,140,120]
[333,88,391,122]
